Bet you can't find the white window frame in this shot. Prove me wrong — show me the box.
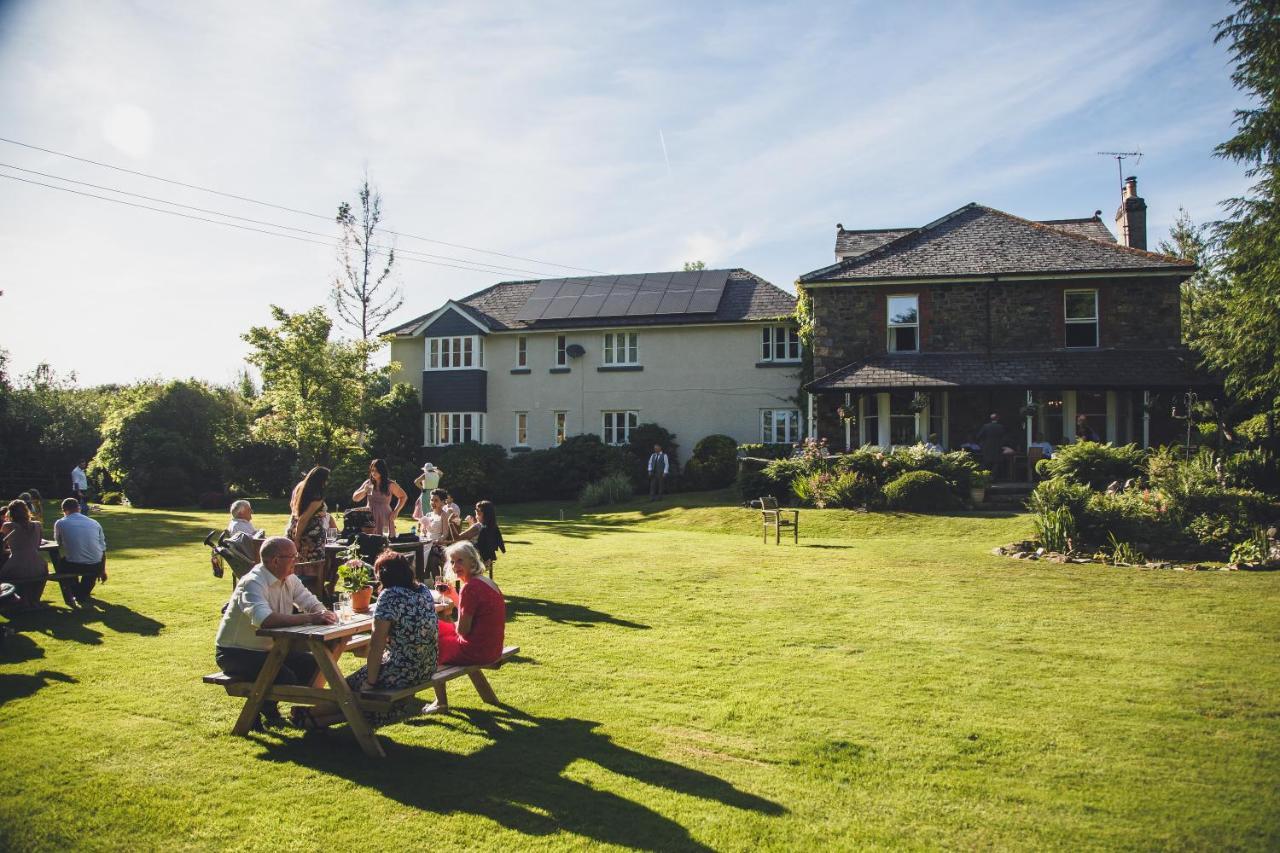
[602,332,640,366]
[761,408,801,443]
[555,335,568,367]
[516,336,527,368]
[553,411,567,446]
[514,411,528,447]
[887,294,919,353]
[424,412,485,446]
[1064,289,1099,348]
[602,410,638,445]
[426,335,486,370]
[761,325,801,362]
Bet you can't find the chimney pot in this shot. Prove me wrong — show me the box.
[1115,177,1147,250]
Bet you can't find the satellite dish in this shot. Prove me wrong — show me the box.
[566,343,585,359]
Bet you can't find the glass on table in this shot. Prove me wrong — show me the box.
[338,592,353,623]
[325,527,337,544]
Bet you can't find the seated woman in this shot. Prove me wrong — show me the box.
[294,552,438,729]
[352,458,408,536]
[433,541,506,682]
[455,500,506,574]
[1,499,46,608]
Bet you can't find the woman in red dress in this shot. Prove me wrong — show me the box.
[435,541,506,669]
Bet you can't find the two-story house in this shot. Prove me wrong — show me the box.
[799,178,1216,451]
[387,268,800,451]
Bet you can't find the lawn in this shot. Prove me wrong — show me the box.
[1,493,1278,851]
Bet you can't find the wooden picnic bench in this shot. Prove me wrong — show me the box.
[758,496,799,544]
[203,613,519,758]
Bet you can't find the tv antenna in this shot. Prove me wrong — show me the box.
[1097,150,1142,199]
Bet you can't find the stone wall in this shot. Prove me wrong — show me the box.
[808,274,1182,379]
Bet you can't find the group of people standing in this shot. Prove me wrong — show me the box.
[213,457,508,730]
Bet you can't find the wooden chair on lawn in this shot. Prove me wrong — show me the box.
[759,496,799,545]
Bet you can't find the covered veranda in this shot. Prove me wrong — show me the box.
[807,350,1220,461]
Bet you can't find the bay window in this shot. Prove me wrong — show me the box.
[425,412,485,446]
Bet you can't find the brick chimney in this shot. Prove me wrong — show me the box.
[1115,176,1147,250]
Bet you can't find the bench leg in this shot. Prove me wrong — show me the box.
[468,671,500,705]
[309,638,385,758]
[232,642,289,736]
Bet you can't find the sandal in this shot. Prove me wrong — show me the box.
[421,701,449,715]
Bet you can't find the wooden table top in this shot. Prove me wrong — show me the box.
[256,614,374,641]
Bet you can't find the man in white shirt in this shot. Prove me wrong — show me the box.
[214,536,336,727]
[53,497,107,607]
[647,444,670,501]
[70,461,90,514]
[225,500,259,538]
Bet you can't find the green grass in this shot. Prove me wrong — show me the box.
[2,492,1279,851]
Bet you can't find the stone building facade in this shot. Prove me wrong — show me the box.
[801,181,1214,458]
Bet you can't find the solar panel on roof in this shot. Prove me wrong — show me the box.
[514,269,732,322]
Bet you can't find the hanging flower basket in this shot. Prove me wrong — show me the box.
[908,393,929,413]
[836,406,856,422]
[1019,402,1039,418]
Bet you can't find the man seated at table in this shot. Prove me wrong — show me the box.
[53,497,108,608]
[214,536,336,728]
[225,499,260,539]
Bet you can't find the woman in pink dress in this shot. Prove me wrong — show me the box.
[1,499,47,608]
[352,458,408,536]
[434,541,506,672]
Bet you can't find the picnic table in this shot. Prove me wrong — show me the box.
[321,539,435,596]
[204,606,520,758]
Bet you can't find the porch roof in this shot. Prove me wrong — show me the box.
[807,349,1219,393]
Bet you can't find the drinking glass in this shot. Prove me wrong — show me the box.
[325,528,337,544]
[382,526,390,538]
[338,593,352,623]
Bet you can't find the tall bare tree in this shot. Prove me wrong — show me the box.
[332,177,403,355]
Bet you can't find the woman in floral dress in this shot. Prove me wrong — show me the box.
[286,466,330,565]
[293,552,438,728]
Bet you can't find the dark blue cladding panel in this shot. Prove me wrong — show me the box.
[423,308,485,337]
[421,370,487,412]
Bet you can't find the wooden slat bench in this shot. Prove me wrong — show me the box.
[202,644,520,755]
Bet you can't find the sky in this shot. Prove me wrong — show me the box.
[0,0,1252,386]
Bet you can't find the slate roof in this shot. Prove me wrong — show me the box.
[805,204,1194,283]
[835,227,913,257]
[388,268,795,335]
[1039,216,1116,242]
[807,350,1217,392]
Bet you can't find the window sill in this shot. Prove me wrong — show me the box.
[886,350,921,355]
[597,365,643,372]
[510,445,531,453]
[755,360,801,368]
[549,367,571,374]
[510,368,531,374]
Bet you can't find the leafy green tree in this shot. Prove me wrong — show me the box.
[0,359,110,488]
[1198,2,1280,428]
[94,380,245,507]
[1157,208,1225,343]
[682,260,706,271]
[364,382,425,487]
[242,306,383,466]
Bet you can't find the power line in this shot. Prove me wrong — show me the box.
[0,161,553,277]
[0,171,531,276]
[0,135,605,274]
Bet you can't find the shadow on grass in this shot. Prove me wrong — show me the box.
[94,509,222,557]
[0,669,77,703]
[506,595,650,630]
[7,599,164,646]
[257,706,783,850]
[515,520,645,540]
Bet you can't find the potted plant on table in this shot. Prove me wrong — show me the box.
[336,545,375,613]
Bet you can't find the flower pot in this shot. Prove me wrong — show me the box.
[969,487,986,505]
[350,586,373,613]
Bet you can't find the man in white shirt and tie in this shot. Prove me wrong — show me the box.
[647,444,669,501]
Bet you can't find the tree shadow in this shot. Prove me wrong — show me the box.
[505,595,650,630]
[255,707,784,850]
[98,510,223,557]
[0,669,77,704]
[6,599,164,646]
[514,520,644,540]
[800,544,855,550]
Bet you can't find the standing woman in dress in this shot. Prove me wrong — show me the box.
[286,466,330,566]
[1,499,47,608]
[352,458,407,536]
